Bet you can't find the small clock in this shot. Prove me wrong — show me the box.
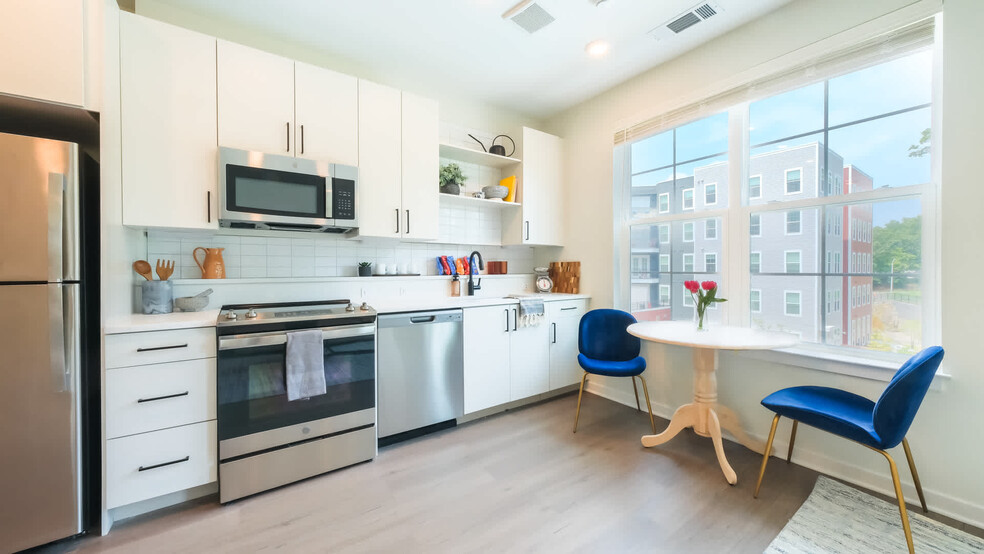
[534,267,553,293]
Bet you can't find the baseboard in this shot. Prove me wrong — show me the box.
[584,379,984,530]
[459,384,579,424]
[108,482,218,524]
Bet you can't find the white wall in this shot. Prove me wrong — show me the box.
[545,0,984,528]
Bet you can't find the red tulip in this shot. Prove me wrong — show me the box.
[701,281,717,291]
[684,280,700,293]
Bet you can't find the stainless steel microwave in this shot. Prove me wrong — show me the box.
[218,147,357,233]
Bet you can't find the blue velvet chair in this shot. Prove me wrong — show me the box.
[573,309,656,434]
[754,346,944,554]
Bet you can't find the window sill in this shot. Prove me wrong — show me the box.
[734,347,950,390]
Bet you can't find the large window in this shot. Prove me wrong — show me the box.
[621,41,937,361]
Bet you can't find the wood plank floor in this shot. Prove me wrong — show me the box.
[41,393,983,553]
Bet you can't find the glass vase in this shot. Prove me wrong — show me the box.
[694,306,708,332]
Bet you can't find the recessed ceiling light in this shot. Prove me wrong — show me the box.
[585,40,610,58]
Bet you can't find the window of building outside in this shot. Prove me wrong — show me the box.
[705,183,717,205]
[624,43,935,363]
[706,218,718,239]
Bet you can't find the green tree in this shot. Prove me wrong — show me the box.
[872,216,921,288]
[908,128,930,158]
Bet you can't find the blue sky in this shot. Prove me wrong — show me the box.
[630,50,933,227]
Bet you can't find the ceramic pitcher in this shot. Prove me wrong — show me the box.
[193,247,226,279]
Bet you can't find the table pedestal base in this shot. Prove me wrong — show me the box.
[641,348,759,485]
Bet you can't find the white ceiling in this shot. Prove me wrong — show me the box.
[154,0,791,119]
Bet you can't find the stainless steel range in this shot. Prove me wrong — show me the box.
[215,299,376,503]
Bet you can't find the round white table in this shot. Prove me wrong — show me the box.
[627,321,798,485]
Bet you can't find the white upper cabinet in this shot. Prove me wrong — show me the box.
[357,80,403,238]
[120,12,218,230]
[294,61,359,166]
[0,0,84,106]
[400,91,440,241]
[505,127,564,246]
[217,40,296,155]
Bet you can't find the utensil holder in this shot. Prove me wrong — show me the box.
[141,280,173,314]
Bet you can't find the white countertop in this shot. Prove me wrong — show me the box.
[104,294,590,334]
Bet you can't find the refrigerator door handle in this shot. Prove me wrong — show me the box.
[47,173,65,283]
[48,285,68,392]
[61,153,80,281]
[62,284,80,395]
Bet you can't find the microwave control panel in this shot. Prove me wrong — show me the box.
[332,179,355,220]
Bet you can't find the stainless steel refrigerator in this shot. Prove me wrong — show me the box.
[0,131,83,552]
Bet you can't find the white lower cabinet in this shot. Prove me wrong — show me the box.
[548,300,588,389]
[463,299,587,415]
[106,421,217,509]
[105,326,217,509]
[463,306,511,414]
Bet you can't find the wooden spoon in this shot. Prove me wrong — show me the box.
[133,260,154,281]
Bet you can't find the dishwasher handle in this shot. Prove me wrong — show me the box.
[410,315,436,324]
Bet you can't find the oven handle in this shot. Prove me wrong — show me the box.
[218,323,375,351]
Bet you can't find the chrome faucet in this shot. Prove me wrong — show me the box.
[467,251,485,296]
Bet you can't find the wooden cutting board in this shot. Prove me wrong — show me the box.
[549,261,580,294]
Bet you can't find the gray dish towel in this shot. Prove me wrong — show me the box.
[285,329,326,401]
[517,298,545,327]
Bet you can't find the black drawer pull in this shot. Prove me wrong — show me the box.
[138,456,190,472]
[136,343,189,353]
[561,306,578,311]
[137,391,190,403]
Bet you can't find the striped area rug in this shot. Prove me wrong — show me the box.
[766,476,984,553]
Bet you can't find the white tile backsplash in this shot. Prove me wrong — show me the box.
[147,231,540,280]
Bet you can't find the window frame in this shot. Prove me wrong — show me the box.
[659,284,671,306]
[683,221,695,242]
[750,289,762,313]
[705,218,718,240]
[616,31,941,376]
[784,290,802,317]
[682,188,695,211]
[659,254,670,273]
[704,182,718,206]
[750,213,761,237]
[682,253,694,272]
[748,175,762,199]
[658,193,670,214]
[750,251,761,274]
[784,250,802,274]
[705,252,718,273]
[785,210,802,235]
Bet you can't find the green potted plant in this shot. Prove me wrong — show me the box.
[358,261,372,277]
[439,162,467,195]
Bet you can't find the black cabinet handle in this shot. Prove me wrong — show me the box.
[513,308,518,332]
[286,121,290,152]
[524,220,530,241]
[300,124,305,154]
[395,208,400,234]
[561,306,577,311]
[552,322,557,344]
[137,391,189,403]
[504,309,509,332]
[138,456,190,472]
[207,191,211,223]
[406,210,410,235]
[136,343,188,353]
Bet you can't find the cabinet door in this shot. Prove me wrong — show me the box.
[0,0,84,106]
[217,40,295,154]
[400,92,439,241]
[549,316,582,389]
[357,80,403,238]
[519,127,564,246]
[508,308,550,401]
[294,61,358,166]
[120,13,217,229]
[463,306,511,414]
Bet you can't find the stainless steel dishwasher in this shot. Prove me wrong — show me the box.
[377,309,463,442]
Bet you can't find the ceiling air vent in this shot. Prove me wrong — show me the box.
[648,2,722,42]
[503,1,556,34]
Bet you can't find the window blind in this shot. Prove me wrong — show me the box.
[613,16,936,145]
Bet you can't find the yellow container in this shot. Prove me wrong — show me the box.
[500,175,517,203]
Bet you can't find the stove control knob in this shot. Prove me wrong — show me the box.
[245,308,258,319]
[345,302,356,312]
[360,302,370,311]
[225,310,238,320]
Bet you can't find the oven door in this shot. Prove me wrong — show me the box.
[216,323,375,456]
[219,147,333,228]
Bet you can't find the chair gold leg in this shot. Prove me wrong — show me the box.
[786,420,798,463]
[573,372,588,434]
[754,415,781,499]
[877,448,915,554]
[902,438,928,513]
[638,374,657,434]
[631,376,642,412]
